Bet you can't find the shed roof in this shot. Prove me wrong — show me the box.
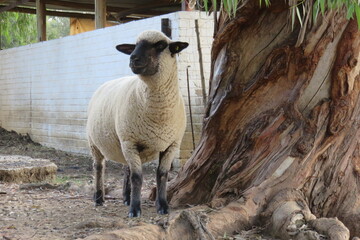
[0,0,182,22]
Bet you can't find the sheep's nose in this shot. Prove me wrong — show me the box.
[130,54,140,62]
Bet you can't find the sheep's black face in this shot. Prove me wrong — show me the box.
[116,39,189,76]
[129,40,167,76]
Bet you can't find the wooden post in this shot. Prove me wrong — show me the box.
[161,18,171,39]
[194,19,207,107]
[181,0,195,11]
[36,0,46,42]
[95,0,106,29]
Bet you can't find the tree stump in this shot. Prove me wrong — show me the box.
[0,155,57,183]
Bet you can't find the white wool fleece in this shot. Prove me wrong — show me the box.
[86,31,186,166]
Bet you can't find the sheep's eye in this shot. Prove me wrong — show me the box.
[155,41,167,51]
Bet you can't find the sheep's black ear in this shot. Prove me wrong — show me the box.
[116,44,136,55]
[169,41,189,54]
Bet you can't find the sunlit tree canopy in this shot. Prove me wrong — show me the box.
[0,12,69,49]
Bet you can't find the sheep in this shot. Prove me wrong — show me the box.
[86,30,188,217]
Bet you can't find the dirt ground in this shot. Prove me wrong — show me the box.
[0,127,274,240]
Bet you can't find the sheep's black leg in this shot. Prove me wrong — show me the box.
[121,141,143,218]
[123,165,131,206]
[156,142,179,215]
[156,162,169,214]
[129,169,142,217]
[91,145,105,206]
[94,160,106,206]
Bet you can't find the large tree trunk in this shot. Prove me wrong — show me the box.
[167,0,360,238]
[84,1,360,239]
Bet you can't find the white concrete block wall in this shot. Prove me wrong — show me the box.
[176,12,213,164]
[0,11,213,164]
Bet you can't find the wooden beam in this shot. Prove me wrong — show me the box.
[0,0,31,13]
[1,0,180,20]
[28,0,127,13]
[3,5,170,20]
[3,6,138,22]
[161,18,171,39]
[95,0,106,29]
[46,9,96,19]
[116,2,180,19]
[36,0,46,41]
[37,0,95,10]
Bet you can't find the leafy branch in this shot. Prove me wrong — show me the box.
[0,12,37,49]
[0,13,69,49]
[200,0,360,28]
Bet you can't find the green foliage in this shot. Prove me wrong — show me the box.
[260,0,271,7]
[268,0,360,29]
[202,0,360,28]
[203,0,238,17]
[0,12,37,49]
[0,12,69,49]
[47,17,70,41]
[298,0,360,28]
[53,175,87,185]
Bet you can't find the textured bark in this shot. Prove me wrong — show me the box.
[167,0,360,238]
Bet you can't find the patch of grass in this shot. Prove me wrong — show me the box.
[53,176,87,185]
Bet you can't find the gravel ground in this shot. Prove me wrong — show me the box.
[0,127,169,240]
[0,127,276,240]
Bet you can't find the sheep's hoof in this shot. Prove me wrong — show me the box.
[123,195,130,206]
[157,206,169,215]
[156,200,169,215]
[157,208,169,215]
[93,190,105,206]
[128,200,141,217]
[128,208,141,218]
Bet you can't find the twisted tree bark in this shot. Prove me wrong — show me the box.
[167,0,360,238]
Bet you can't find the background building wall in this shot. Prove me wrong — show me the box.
[175,12,213,164]
[0,11,214,165]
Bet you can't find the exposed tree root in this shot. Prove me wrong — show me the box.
[262,189,316,238]
[83,187,359,240]
[167,210,215,240]
[83,223,165,240]
[309,218,350,240]
[342,213,360,238]
[82,209,216,240]
[262,189,353,240]
[82,201,253,240]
